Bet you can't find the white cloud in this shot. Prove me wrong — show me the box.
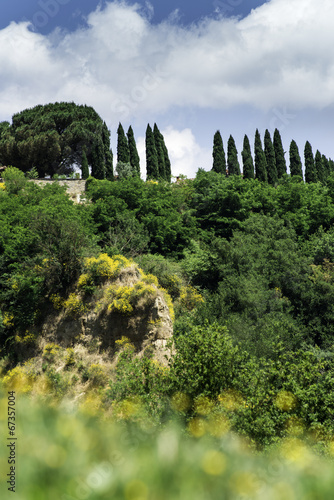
[0,0,334,126]
[162,127,211,178]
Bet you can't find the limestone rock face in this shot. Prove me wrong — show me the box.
[42,264,174,364]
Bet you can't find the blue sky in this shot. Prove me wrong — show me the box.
[1,0,334,178]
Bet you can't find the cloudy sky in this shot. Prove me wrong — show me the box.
[1,0,334,178]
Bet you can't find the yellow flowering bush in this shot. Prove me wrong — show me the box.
[108,285,134,314]
[3,312,14,328]
[83,253,132,285]
[108,282,158,315]
[179,285,205,311]
[14,331,37,346]
[43,343,61,362]
[65,348,75,367]
[115,336,135,351]
[2,366,33,393]
[50,294,65,310]
[161,288,175,322]
[141,273,159,287]
[0,182,5,190]
[63,293,86,317]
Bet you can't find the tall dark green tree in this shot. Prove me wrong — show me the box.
[273,129,287,178]
[153,124,166,180]
[91,137,105,180]
[241,135,254,179]
[117,123,130,164]
[102,122,113,181]
[162,137,171,183]
[289,140,303,178]
[322,155,330,182]
[146,124,159,180]
[329,159,334,177]
[212,131,226,174]
[227,135,240,176]
[315,150,324,184]
[264,129,278,185]
[81,149,89,180]
[127,126,140,176]
[254,129,267,182]
[304,141,317,183]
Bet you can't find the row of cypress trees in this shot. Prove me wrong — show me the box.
[116,123,171,182]
[145,124,171,182]
[212,129,334,184]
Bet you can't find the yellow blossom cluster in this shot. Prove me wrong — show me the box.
[63,293,87,317]
[107,281,158,315]
[179,285,205,310]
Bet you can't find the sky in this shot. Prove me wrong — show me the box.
[1,0,334,178]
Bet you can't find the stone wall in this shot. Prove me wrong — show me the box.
[31,179,87,203]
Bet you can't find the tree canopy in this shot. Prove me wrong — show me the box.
[0,102,112,178]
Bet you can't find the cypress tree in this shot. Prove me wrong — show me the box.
[304,141,317,183]
[273,128,287,178]
[241,134,254,179]
[264,129,278,185]
[91,137,106,179]
[81,149,89,180]
[227,135,240,176]
[329,158,334,177]
[127,126,140,176]
[117,123,130,164]
[315,150,324,183]
[322,155,330,182]
[105,148,114,181]
[102,122,113,181]
[161,134,171,183]
[153,124,166,180]
[254,129,267,182]
[212,130,226,174]
[146,124,159,180]
[289,140,303,178]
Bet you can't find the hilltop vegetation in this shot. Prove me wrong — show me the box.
[2,103,334,497]
[2,166,334,450]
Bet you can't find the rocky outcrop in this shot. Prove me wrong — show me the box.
[41,257,174,365]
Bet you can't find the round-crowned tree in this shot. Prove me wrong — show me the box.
[0,102,113,178]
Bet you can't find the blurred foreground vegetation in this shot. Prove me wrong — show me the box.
[2,386,334,500]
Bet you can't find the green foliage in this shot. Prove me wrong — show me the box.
[86,176,196,257]
[2,166,27,194]
[170,322,245,398]
[25,167,39,179]
[116,161,134,180]
[212,130,226,174]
